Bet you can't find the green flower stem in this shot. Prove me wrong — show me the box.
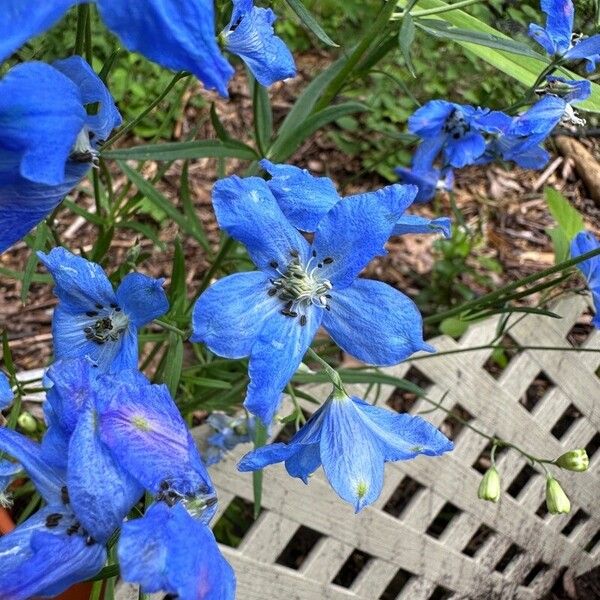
[306,348,346,393]
[153,319,188,338]
[74,4,89,56]
[394,0,485,18]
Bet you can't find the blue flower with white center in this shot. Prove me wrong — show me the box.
[529,0,600,72]
[0,372,13,410]
[119,501,236,600]
[260,159,451,237]
[38,247,169,373]
[571,231,600,328]
[192,175,433,425]
[394,164,454,204]
[0,57,121,254]
[408,100,511,168]
[220,0,296,87]
[239,389,453,511]
[1,0,234,96]
[205,412,257,466]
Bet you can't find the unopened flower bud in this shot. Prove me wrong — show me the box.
[478,466,501,503]
[545,476,571,515]
[555,449,589,472]
[17,411,37,433]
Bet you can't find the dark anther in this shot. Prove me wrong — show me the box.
[85,535,95,546]
[288,311,298,318]
[323,257,334,264]
[325,305,331,311]
[163,594,179,600]
[84,327,92,334]
[299,315,307,326]
[284,301,293,311]
[290,249,299,258]
[67,522,80,535]
[159,480,170,491]
[110,303,118,309]
[317,263,323,268]
[86,311,98,317]
[206,496,218,507]
[268,288,277,297]
[45,513,63,528]
[325,294,332,299]
[312,250,317,257]
[269,260,278,269]
[114,307,121,312]
[95,304,103,310]
[292,273,304,279]
[61,486,70,504]
[453,132,460,139]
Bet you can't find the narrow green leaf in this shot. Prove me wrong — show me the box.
[180,162,211,253]
[116,220,165,249]
[21,223,49,303]
[252,420,269,520]
[163,332,184,396]
[62,199,105,225]
[210,103,231,142]
[253,81,273,156]
[103,139,258,161]
[284,0,338,47]
[169,239,187,315]
[547,226,570,264]
[545,186,585,240]
[399,13,417,77]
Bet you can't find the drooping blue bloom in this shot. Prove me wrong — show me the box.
[38,247,168,373]
[408,100,511,168]
[239,390,453,511]
[192,176,433,425]
[394,164,455,203]
[205,412,257,466]
[529,0,600,72]
[0,372,13,409]
[571,231,600,328]
[0,57,121,254]
[1,0,234,96]
[392,215,452,239]
[119,501,236,600]
[221,0,296,87]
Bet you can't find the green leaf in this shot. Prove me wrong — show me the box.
[252,420,269,520]
[252,81,273,156]
[545,186,585,240]
[547,226,570,263]
[399,13,417,77]
[180,162,211,253]
[163,332,184,396]
[439,316,469,337]
[210,103,231,142]
[169,239,187,315]
[102,139,259,161]
[21,223,50,303]
[284,0,338,47]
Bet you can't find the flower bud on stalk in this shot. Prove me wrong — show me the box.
[478,466,501,503]
[545,476,571,514]
[17,411,37,433]
[555,449,589,472]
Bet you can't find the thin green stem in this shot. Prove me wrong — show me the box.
[394,0,485,18]
[306,348,345,392]
[74,5,89,56]
[154,319,188,338]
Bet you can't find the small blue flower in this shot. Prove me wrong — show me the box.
[239,390,453,511]
[0,57,121,254]
[571,231,600,328]
[529,0,600,72]
[408,100,511,168]
[205,412,257,466]
[119,501,236,599]
[1,0,234,96]
[192,176,433,425]
[38,247,168,373]
[0,372,13,409]
[394,164,454,203]
[221,0,296,87]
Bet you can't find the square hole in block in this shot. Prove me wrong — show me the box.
[585,529,600,553]
[275,525,323,570]
[536,500,549,520]
[426,502,462,539]
[482,334,520,379]
[567,312,595,347]
[550,404,582,440]
[213,496,259,548]
[561,509,590,537]
[472,440,509,474]
[386,366,434,413]
[439,404,474,442]
[522,561,549,587]
[507,464,539,499]
[520,371,554,412]
[462,524,496,557]
[495,543,525,573]
[379,568,415,599]
[382,476,425,519]
[586,432,600,460]
[428,585,453,600]
[331,549,372,588]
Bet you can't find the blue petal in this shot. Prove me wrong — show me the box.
[0,62,86,186]
[408,100,455,137]
[284,443,321,483]
[68,408,143,544]
[412,136,445,170]
[501,139,550,169]
[237,442,298,471]
[324,279,432,365]
[190,271,279,358]
[0,427,64,504]
[212,176,310,273]
[260,160,340,231]
[393,215,452,238]
[98,376,214,497]
[246,307,322,425]
[355,399,453,460]
[0,372,13,409]
[52,56,122,141]
[565,33,600,62]
[510,95,566,138]
[0,1,77,63]
[310,184,417,289]
[320,397,384,511]
[394,166,437,203]
[223,1,295,87]
[96,0,233,96]
[444,131,486,167]
[116,272,169,328]
[571,231,600,285]
[542,0,574,55]
[546,76,591,103]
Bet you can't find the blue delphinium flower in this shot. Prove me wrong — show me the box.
[408,100,511,168]
[0,372,13,409]
[0,57,121,254]
[192,176,433,425]
[394,164,455,204]
[529,0,600,72]
[221,0,296,87]
[0,460,21,507]
[205,412,257,466]
[260,159,451,236]
[239,389,452,511]
[1,0,234,96]
[571,231,600,328]
[38,247,169,373]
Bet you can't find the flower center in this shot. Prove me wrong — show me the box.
[267,251,333,326]
[443,109,470,140]
[83,304,129,345]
